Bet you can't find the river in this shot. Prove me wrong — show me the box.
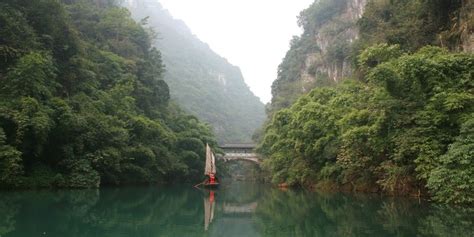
[0,182,472,237]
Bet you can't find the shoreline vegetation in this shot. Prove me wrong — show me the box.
[0,0,218,189]
[0,0,472,207]
[258,0,473,205]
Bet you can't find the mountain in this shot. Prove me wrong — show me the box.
[0,0,219,188]
[258,0,474,204]
[126,0,265,143]
[269,0,473,114]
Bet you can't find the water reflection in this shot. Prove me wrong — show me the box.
[253,189,474,237]
[0,183,472,237]
[204,190,216,231]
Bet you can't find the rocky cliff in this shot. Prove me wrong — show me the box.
[269,0,473,114]
[459,0,474,52]
[270,0,367,113]
[301,0,367,87]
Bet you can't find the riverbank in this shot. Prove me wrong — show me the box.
[275,179,429,200]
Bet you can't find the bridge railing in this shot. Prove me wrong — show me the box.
[223,153,257,157]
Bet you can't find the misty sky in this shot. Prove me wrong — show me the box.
[159,0,314,103]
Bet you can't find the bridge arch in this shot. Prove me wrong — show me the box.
[221,157,260,164]
[218,144,261,164]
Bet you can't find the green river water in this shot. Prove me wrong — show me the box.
[0,182,472,237]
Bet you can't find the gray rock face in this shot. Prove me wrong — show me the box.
[269,0,368,112]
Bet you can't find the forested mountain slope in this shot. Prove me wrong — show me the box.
[126,0,265,143]
[269,0,473,114]
[0,0,218,188]
[259,0,474,204]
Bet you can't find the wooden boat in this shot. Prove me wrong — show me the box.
[203,180,219,188]
[203,144,219,188]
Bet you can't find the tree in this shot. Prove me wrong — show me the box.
[427,116,474,204]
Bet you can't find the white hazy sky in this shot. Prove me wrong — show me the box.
[159,0,314,103]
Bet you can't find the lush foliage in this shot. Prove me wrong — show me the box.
[0,0,218,188]
[427,116,474,204]
[261,0,473,205]
[128,1,265,143]
[259,46,474,204]
[269,0,470,115]
[357,0,465,52]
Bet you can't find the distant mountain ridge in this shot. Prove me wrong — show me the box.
[126,0,265,143]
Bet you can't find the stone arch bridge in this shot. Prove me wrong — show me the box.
[217,144,260,164]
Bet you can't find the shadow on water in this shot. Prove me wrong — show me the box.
[0,182,472,237]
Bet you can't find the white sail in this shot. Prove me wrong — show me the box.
[204,144,217,175]
[205,144,212,175]
[211,151,216,174]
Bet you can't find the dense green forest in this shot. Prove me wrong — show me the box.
[126,0,265,143]
[259,0,474,204]
[0,0,219,189]
[269,0,473,115]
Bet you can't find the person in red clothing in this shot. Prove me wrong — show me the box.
[209,173,216,184]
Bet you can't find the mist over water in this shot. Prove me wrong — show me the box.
[0,182,472,237]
